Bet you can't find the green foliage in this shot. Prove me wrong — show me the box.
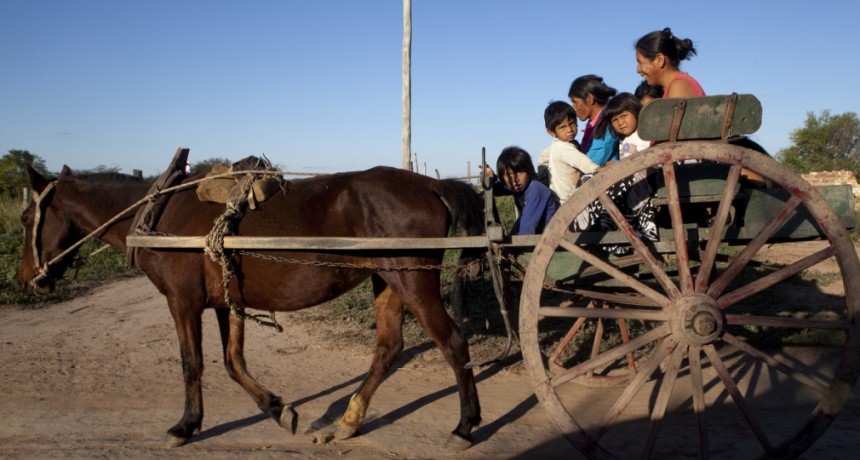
[493,195,517,234]
[0,150,50,199]
[777,110,860,176]
[191,157,232,174]
[75,165,122,174]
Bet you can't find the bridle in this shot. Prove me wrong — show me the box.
[28,180,58,288]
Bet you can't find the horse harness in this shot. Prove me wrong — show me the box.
[28,179,57,288]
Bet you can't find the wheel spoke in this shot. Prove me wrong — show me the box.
[695,164,742,293]
[594,337,679,442]
[548,305,590,369]
[641,343,686,459]
[702,344,774,455]
[551,324,671,388]
[725,314,849,330]
[617,316,637,373]
[717,245,837,308]
[722,333,829,394]
[662,160,694,294]
[688,346,709,460]
[539,305,667,321]
[598,193,681,299]
[589,316,606,378]
[559,238,671,308]
[708,195,803,298]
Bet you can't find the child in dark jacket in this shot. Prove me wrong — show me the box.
[485,146,559,235]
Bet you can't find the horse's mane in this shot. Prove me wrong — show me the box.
[70,171,151,184]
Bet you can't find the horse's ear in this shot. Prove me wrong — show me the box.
[60,165,73,177]
[25,163,50,194]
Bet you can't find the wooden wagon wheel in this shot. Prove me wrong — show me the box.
[519,141,860,459]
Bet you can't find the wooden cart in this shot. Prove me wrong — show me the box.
[128,94,860,459]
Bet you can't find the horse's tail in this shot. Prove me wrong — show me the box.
[433,179,485,238]
[433,179,486,324]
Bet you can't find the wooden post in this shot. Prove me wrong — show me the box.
[401,0,412,171]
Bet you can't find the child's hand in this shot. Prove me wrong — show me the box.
[597,160,616,172]
[483,165,496,179]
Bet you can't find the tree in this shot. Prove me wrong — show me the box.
[190,157,231,174]
[0,150,50,198]
[777,110,860,177]
[75,165,122,175]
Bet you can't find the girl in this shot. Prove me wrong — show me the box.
[602,93,650,159]
[597,93,658,242]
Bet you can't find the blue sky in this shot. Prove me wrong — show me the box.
[2,1,859,178]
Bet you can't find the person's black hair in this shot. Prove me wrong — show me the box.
[568,74,617,106]
[634,80,663,101]
[635,27,697,69]
[496,146,537,180]
[544,101,577,131]
[598,93,643,139]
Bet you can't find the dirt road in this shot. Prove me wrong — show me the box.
[0,275,584,459]
[2,240,860,459]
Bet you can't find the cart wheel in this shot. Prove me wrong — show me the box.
[519,141,860,459]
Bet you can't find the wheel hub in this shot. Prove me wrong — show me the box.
[669,294,724,345]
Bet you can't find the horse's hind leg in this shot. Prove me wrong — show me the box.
[215,308,298,434]
[396,273,481,450]
[336,275,404,440]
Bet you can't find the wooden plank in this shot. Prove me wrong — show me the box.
[126,235,490,250]
[732,184,856,240]
[638,94,762,141]
[653,162,737,200]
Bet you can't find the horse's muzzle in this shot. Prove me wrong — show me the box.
[19,276,55,296]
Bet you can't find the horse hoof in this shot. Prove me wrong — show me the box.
[312,431,335,444]
[444,433,473,451]
[334,424,358,440]
[279,405,298,435]
[166,434,189,448]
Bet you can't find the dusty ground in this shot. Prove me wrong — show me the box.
[2,240,860,459]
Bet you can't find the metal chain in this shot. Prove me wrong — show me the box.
[237,249,481,274]
[144,230,482,275]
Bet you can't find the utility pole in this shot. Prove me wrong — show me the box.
[401,0,412,170]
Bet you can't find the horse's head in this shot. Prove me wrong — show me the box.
[18,165,84,295]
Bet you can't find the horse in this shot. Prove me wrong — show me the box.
[17,163,486,450]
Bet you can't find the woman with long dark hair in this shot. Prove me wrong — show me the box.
[568,74,619,167]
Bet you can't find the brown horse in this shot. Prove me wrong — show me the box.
[18,164,485,450]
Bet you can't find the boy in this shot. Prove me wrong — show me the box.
[486,146,558,235]
[543,101,599,205]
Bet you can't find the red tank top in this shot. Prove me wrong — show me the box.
[663,72,705,97]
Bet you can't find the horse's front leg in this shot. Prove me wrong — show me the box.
[214,308,298,434]
[165,298,205,447]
